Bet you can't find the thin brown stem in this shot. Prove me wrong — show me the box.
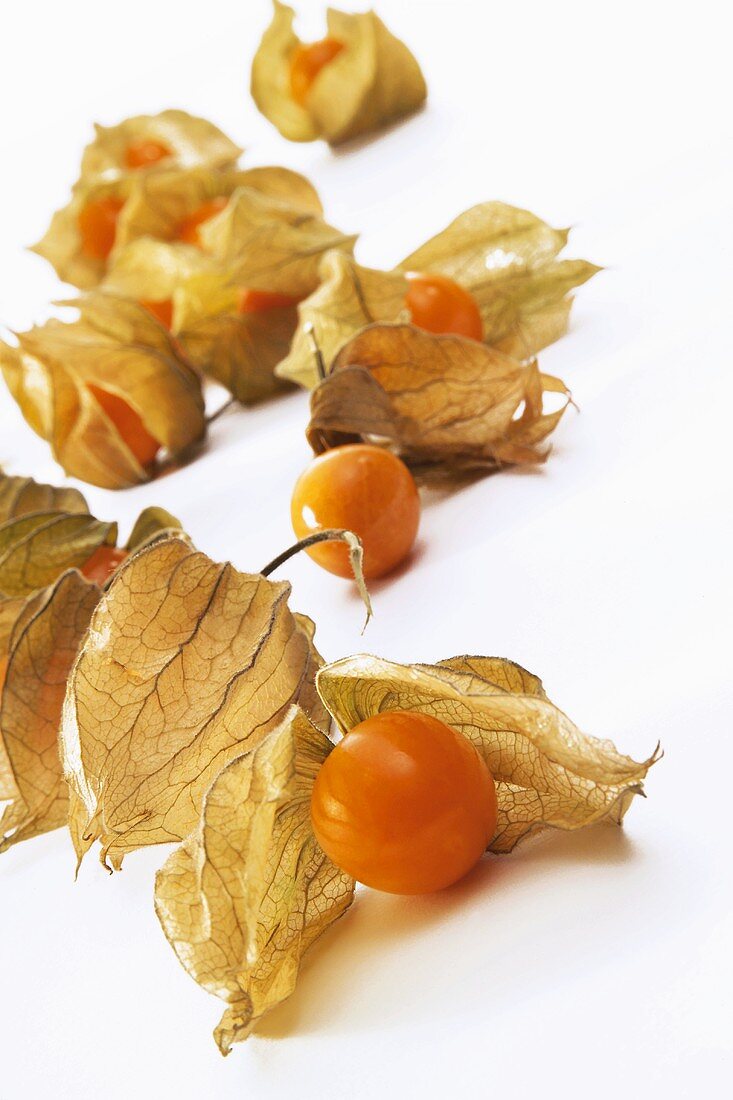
[261,529,373,631]
[303,321,327,383]
[206,397,236,425]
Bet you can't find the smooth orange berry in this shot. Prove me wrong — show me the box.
[80,545,128,586]
[289,37,345,106]
[405,272,483,341]
[78,197,125,260]
[177,196,228,246]
[237,288,300,314]
[311,710,498,894]
[291,444,420,579]
[0,655,7,693]
[140,298,174,328]
[87,384,160,467]
[124,139,172,169]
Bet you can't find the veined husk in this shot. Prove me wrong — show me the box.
[155,705,354,1053]
[33,163,321,291]
[317,654,661,853]
[0,571,100,852]
[277,203,600,389]
[307,323,571,472]
[0,294,205,490]
[61,537,329,871]
[251,1,427,144]
[0,472,87,523]
[103,183,356,401]
[79,109,242,184]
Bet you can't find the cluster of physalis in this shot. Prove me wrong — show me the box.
[0,469,660,1053]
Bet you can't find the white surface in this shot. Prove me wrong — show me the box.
[1,1,732,1097]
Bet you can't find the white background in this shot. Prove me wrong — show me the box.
[1,1,731,1097]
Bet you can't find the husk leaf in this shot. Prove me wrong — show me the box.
[0,571,100,851]
[278,203,600,389]
[0,512,116,598]
[277,251,408,388]
[251,2,427,145]
[0,294,205,490]
[0,472,88,522]
[79,109,242,184]
[154,705,354,1053]
[60,537,328,870]
[307,323,571,472]
[317,654,661,853]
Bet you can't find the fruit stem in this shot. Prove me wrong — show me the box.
[304,321,327,382]
[261,528,373,630]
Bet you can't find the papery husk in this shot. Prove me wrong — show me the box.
[0,511,116,598]
[278,203,600,389]
[155,706,354,1053]
[0,294,205,490]
[307,323,571,472]
[317,654,661,853]
[60,537,329,870]
[198,185,356,297]
[31,176,135,289]
[0,472,88,523]
[79,109,242,183]
[32,163,321,291]
[277,251,408,388]
[251,2,427,145]
[174,274,299,403]
[116,165,322,252]
[0,570,100,851]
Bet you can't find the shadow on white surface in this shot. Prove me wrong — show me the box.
[258,822,640,1041]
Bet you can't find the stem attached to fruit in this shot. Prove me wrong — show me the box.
[261,528,372,630]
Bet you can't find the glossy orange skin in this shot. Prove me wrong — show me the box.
[87,384,160,467]
[237,288,300,314]
[78,197,125,260]
[124,139,172,169]
[311,710,498,894]
[80,545,128,585]
[405,272,483,341]
[289,37,345,105]
[177,196,228,246]
[0,655,7,693]
[140,298,174,328]
[291,444,420,579]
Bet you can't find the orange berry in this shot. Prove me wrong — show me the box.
[405,272,483,341]
[78,197,125,260]
[291,444,420,579]
[87,384,160,468]
[80,545,128,586]
[177,196,228,246]
[124,139,172,169]
[311,710,498,894]
[140,298,174,328]
[289,37,345,106]
[237,288,300,314]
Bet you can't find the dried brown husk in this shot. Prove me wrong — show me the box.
[277,203,600,389]
[0,472,88,523]
[0,294,205,490]
[307,323,571,473]
[155,706,354,1053]
[251,2,427,145]
[32,163,321,291]
[61,537,329,870]
[317,654,661,853]
[0,570,100,852]
[79,109,242,184]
